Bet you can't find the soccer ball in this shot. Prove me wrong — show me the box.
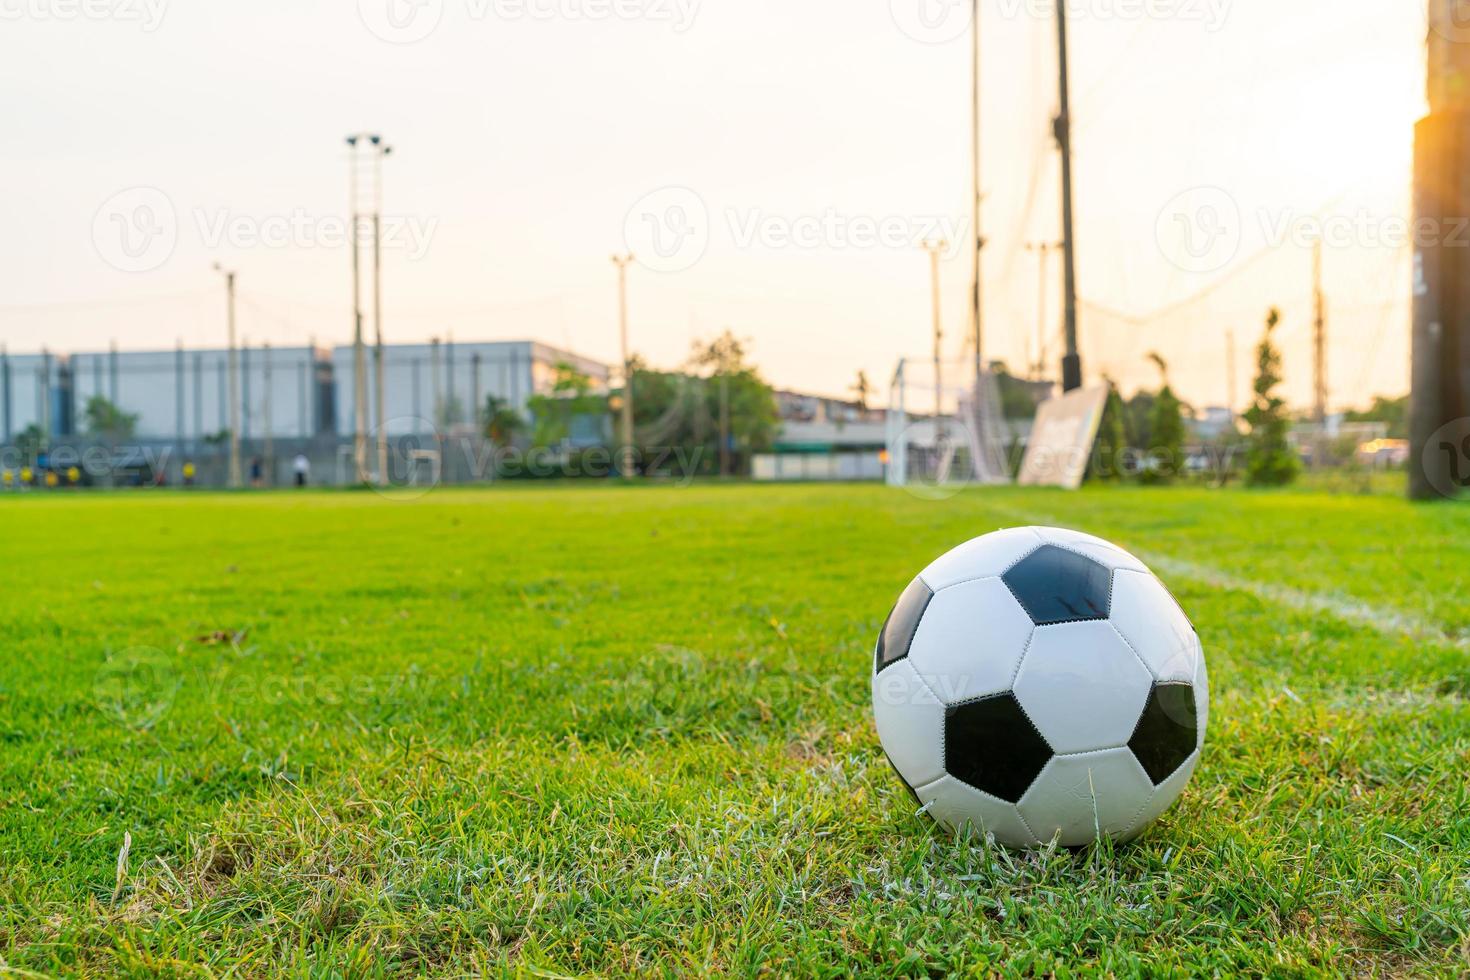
[872,526,1207,848]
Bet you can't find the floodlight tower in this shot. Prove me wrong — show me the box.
[346,132,391,484]
[346,134,369,484]
[370,135,393,487]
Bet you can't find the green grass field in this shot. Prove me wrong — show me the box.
[1,483,1467,976]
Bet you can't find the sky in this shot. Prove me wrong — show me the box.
[0,0,1431,412]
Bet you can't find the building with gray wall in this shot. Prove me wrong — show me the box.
[1,351,65,441]
[331,340,609,437]
[69,346,325,442]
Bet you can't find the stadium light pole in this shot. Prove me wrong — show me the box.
[213,263,242,488]
[346,133,369,484]
[370,135,393,487]
[611,254,636,478]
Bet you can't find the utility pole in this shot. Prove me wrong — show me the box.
[214,263,242,488]
[719,369,731,477]
[1,344,9,443]
[471,351,482,428]
[1054,0,1083,391]
[611,254,636,478]
[970,0,984,391]
[263,341,274,484]
[1225,329,1237,422]
[1026,241,1062,380]
[1411,0,1470,498]
[1313,241,1328,422]
[923,240,947,438]
[430,337,442,427]
[1312,240,1330,468]
[346,134,368,484]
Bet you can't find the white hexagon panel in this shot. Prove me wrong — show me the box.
[1012,620,1154,755]
[1110,569,1199,682]
[917,527,1044,591]
[908,578,1034,704]
[916,775,1039,848]
[1018,748,1156,847]
[1033,527,1149,574]
[870,659,946,789]
[1118,749,1201,843]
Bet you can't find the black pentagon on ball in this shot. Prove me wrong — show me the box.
[1002,545,1113,626]
[944,694,1054,804]
[1129,682,1198,784]
[875,577,933,673]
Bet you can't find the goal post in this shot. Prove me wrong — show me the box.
[886,358,1013,489]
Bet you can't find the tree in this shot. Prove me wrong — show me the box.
[526,362,606,448]
[684,331,780,476]
[13,424,44,459]
[1090,377,1129,482]
[990,363,1046,421]
[482,395,525,449]
[84,396,139,440]
[1119,390,1150,450]
[1140,353,1186,484]
[1244,308,1300,487]
[1344,395,1409,439]
[850,370,873,411]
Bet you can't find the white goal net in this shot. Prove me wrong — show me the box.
[886,359,1013,490]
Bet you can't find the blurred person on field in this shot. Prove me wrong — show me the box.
[293,452,309,488]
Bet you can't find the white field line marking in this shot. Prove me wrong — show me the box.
[985,508,1470,651]
[1145,554,1470,651]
